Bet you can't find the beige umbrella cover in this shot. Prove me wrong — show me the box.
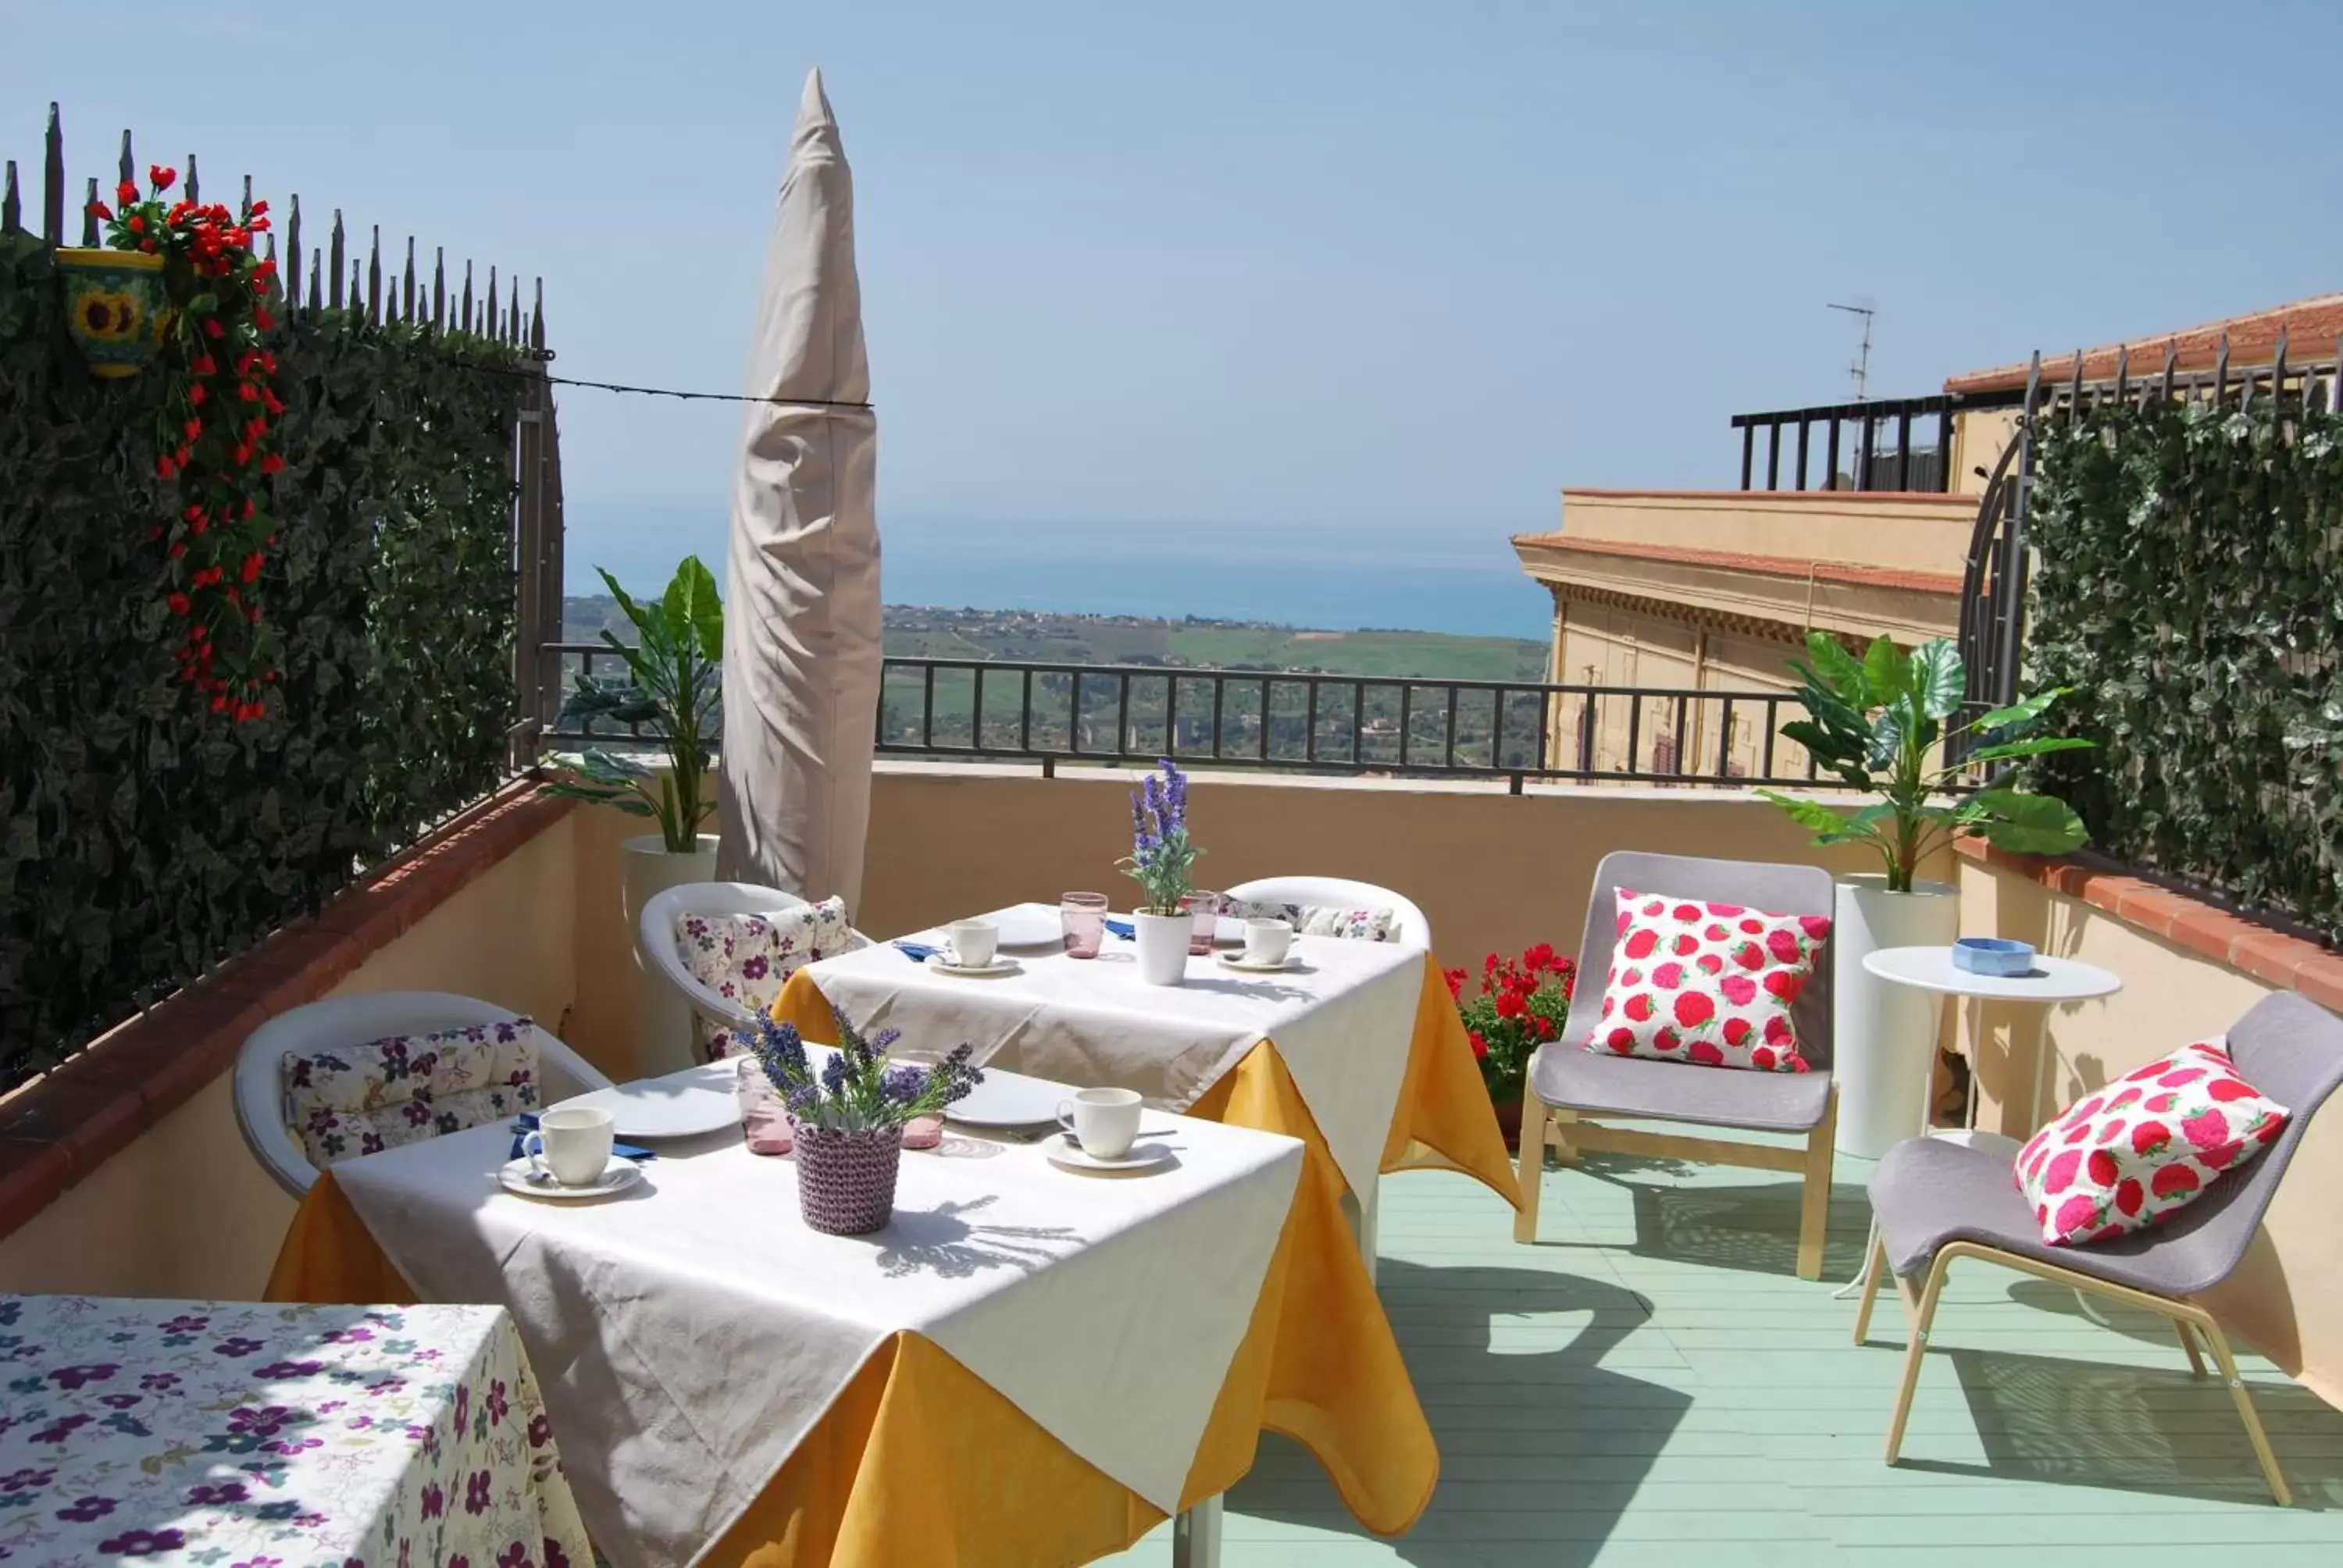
[718,68,883,912]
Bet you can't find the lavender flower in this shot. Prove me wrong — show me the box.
[881,1064,930,1106]
[754,998,984,1132]
[1118,758,1204,913]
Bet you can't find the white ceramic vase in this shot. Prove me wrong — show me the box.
[622,832,719,1078]
[1831,873,1961,1158]
[1132,909,1192,987]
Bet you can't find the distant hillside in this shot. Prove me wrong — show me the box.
[564,599,1549,682]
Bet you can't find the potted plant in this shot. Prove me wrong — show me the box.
[1118,758,1203,986]
[1759,632,2089,1156]
[740,1004,982,1235]
[549,557,724,1072]
[1447,945,1575,1146]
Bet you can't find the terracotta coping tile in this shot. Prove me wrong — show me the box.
[1952,835,2338,1006]
[0,780,576,1247]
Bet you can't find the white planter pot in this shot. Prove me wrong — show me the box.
[622,832,719,1078]
[1132,910,1192,987]
[1831,874,1961,1158]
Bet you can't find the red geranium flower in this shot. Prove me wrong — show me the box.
[148,164,176,191]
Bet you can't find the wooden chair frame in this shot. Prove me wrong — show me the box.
[1852,1235,2291,1506]
[1512,1085,1839,1281]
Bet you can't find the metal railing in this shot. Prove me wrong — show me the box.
[1729,388,2026,494]
[543,645,1858,790]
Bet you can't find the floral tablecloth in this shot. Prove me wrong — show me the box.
[0,1295,590,1568]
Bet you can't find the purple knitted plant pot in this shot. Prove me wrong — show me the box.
[793,1124,904,1235]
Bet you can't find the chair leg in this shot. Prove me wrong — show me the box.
[2175,1319,2208,1380]
[1511,1095,1550,1244]
[1795,1089,1837,1282]
[1884,1251,1952,1465]
[2197,1317,2293,1506]
[1853,1234,1888,1346]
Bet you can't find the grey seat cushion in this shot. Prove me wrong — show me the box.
[1870,989,2343,1296]
[1532,1042,1833,1134]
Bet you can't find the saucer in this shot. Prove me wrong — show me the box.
[930,957,1022,978]
[1047,1140,1175,1174]
[497,1158,646,1201]
[1216,952,1296,974]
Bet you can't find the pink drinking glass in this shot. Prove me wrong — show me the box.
[1061,892,1109,958]
[1181,891,1221,956]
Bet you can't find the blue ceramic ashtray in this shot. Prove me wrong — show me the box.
[1952,936,2036,978]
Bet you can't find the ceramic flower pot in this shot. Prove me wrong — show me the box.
[55,248,173,378]
[1832,874,1961,1158]
[794,1124,904,1235]
[621,832,719,1078]
[1132,909,1192,987]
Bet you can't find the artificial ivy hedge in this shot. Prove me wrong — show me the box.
[0,230,529,1081]
[2027,397,2343,943]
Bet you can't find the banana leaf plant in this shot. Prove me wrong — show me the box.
[546,558,723,853]
[1758,633,2091,893]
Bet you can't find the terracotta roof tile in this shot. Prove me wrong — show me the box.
[1946,293,2343,395]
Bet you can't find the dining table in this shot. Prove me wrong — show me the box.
[0,1292,589,1568]
[772,901,1521,1273]
[266,1058,1439,1568]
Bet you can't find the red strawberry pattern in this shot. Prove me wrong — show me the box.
[2014,1036,2290,1247]
[1592,889,1829,1073]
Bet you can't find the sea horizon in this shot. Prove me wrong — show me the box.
[565,501,1555,642]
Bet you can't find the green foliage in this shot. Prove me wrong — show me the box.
[547,558,722,853]
[2027,397,2343,940]
[0,228,528,1081]
[1758,633,2089,893]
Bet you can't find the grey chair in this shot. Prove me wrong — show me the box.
[1855,989,2343,1506]
[1514,852,1839,1280]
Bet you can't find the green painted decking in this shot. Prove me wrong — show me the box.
[1102,1132,2343,1566]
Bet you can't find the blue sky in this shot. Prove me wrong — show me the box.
[10,2,2340,626]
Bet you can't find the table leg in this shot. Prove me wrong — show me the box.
[1339,1176,1382,1285]
[1172,1495,1223,1568]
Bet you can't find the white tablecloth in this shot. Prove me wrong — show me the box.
[331,1063,1303,1568]
[0,1295,588,1568]
[799,906,1425,1199]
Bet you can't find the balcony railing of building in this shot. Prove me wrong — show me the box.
[540,644,1870,794]
[1729,387,2026,493]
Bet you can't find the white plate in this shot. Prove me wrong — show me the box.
[497,1157,647,1201]
[552,1067,741,1140]
[929,957,1022,979]
[945,1069,1074,1128]
[1215,952,1297,974]
[972,905,1067,950]
[1048,1139,1176,1174]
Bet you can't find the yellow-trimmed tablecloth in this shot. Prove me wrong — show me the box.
[776,950,1521,1216]
[266,1046,1436,1566]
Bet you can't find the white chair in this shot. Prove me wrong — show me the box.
[1218,875,1432,952]
[639,881,811,1047]
[1218,875,1430,1281]
[234,991,612,1199]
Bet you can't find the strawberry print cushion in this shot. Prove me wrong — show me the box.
[1589,889,1831,1072]
[2016,1036,2290,1247]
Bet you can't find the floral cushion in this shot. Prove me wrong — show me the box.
[1225,898,1399,943]
[1589,889,1831,1072]
[676,896,859,1060]
[282,1017,543,1169]
[2016,1036,2289,1247]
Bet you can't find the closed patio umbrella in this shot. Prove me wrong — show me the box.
[718,67,882,912]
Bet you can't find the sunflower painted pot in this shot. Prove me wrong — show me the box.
[55,248,173,377]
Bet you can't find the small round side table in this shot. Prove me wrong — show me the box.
[1835,946,2122,1298]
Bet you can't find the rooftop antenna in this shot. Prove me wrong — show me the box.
[1828,300,1876,401]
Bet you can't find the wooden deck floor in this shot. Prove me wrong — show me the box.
[1100,1132,2343,1566]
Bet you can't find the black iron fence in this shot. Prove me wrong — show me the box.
[546,644,1863,793]
[1730,389,2025,494]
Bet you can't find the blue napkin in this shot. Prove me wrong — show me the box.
[1103,918,1136,941]
[893,940,941,963]
[510,1114,658,1164]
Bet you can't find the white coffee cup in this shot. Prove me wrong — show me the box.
[1243,918,1293,966]
[524,1106,615,1188]
[1057,1087,1143,1160]
[946,918,999,968]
